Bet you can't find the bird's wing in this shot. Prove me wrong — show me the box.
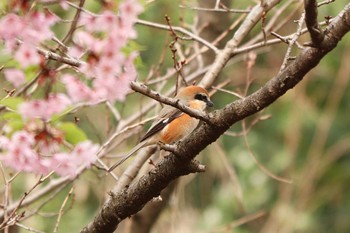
[140,108,183,142]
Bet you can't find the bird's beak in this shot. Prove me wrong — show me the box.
[206,99,214,107]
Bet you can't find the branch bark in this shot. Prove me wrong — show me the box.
[81,3,350,233]
[304,0,325,46]
[130,81,211,124]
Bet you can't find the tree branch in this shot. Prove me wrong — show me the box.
[304,0,325,46]
[80,3,350,233]
[136,19,220,54]
[37,48,83,67]
[199,0,281,87]
[130,81,212,124]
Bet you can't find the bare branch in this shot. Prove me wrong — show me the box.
[15,223,45,233]
[130,81,212,124]
[200,0,281,87]
[279,13,306,72]
[241,120,292,184]
[304,0,325,46]
[61,0,85,45]
[53,187,74,233]
[136,19,220,54]
[0,177,71,220]
[211,210,266,232]
[179,4,251,14]
[37,48,83,67]
[0,172,54,229]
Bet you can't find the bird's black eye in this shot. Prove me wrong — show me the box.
[194,93,207,102]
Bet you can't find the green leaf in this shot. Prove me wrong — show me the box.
[57,122,87,145]
[0,97,24,110]
[0,111,22,121]
[7,120,25,132]
[0,112,24,134]
[51,106,75,123]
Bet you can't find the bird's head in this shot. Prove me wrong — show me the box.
[176,85,214,110]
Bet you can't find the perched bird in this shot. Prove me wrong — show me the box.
[108,85,213,172]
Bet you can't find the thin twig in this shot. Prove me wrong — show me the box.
[0,172,55,229]
[212,86,244,99]
[130,81,212,124]
[200,0,282,87]
[15,223,45,233]
[210,210,266,232]
[137,19,219,54]
[22,184,69,220]
[53,187,74,233]
[225,114,271,137]
[214,142,245,213]
[61,0,85,44]
[241,120,292,184]
[279,13,306,73]
[179,4,251,13]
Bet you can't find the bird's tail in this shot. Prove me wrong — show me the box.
[108,141,148,172]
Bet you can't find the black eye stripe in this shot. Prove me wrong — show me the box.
[194,93,207,101]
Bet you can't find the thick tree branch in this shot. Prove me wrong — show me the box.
[81,4,350,233]
[304,0,325,46]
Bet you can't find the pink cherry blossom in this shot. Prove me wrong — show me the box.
[71,141,98,166]
[124,52,139,79]
[116,17,137,40]
[0,131,40,173]
[74,30,98,50]
[19,99,48,120]
[0,129,99,177]
[79,14,100,32]
[93,75,121,101]
[37,140,61,155]
[70,0,143,103]
[67,45,84,58]
[12,130,35,146]
[51,141,98,178]
[0,11,58,46]
[95,56,122,78]
[97,11,117,32]
[118,0,143,37]
[6,144,39,172]
[61,74,94,102]
[0,13,25,40]
[74,31,105,55]
[46,93,72,116]
[14,43,41,68]
[22,11,58,43]
[3,69,26,87]
[51,152,77,178]
[19,94,71,120]
[0,10,59,68]
[119,0,144,20]
[0,136,10,150]
[3,38,18,53]
[78,62,97,79]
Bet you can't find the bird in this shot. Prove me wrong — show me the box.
[108,85,213,172]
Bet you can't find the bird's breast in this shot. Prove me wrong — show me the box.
[160,114,199,144]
